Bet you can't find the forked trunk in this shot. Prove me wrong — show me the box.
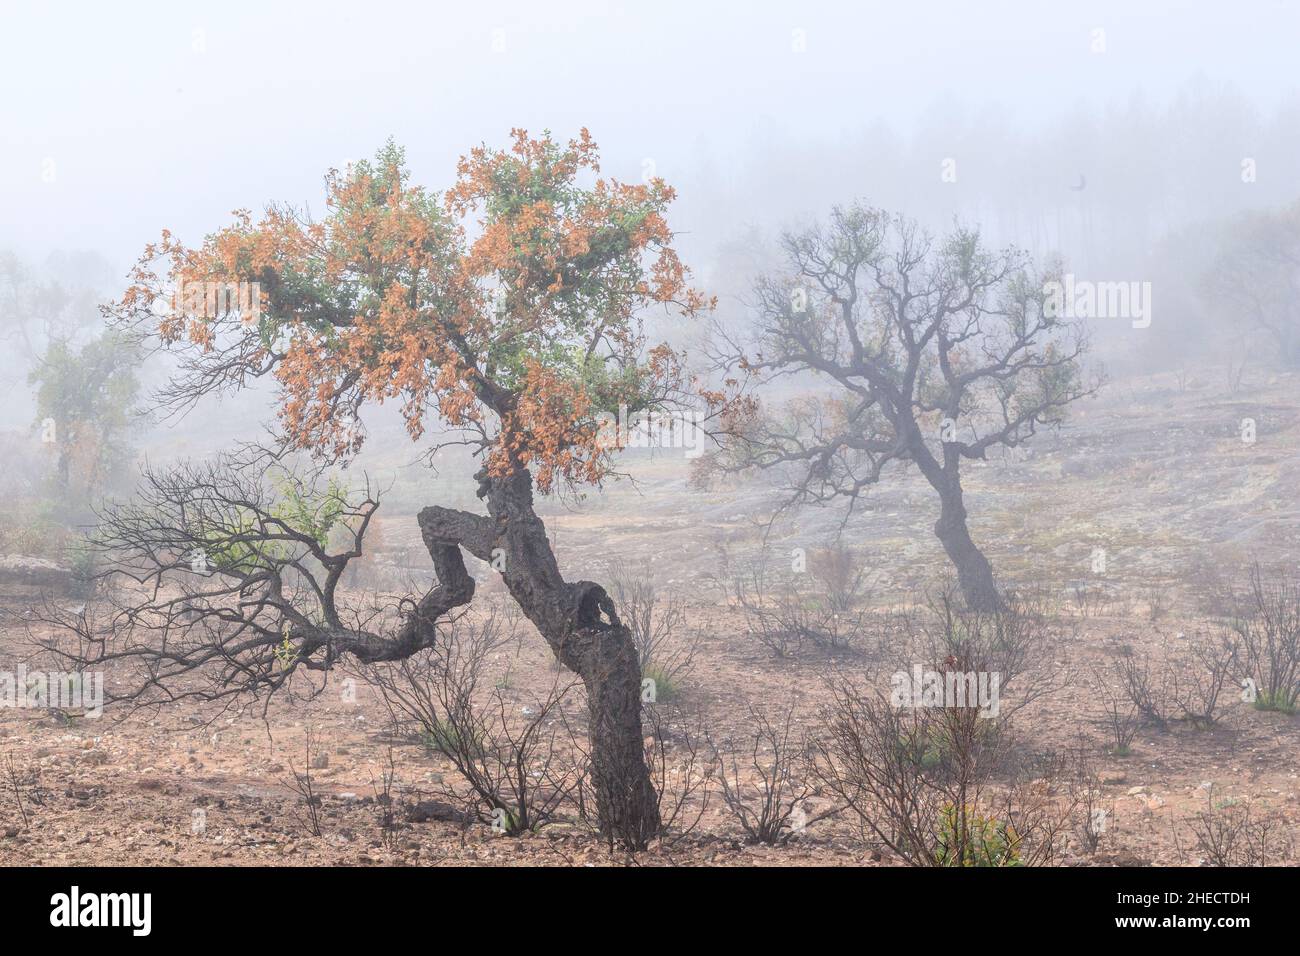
[418,466,660,848]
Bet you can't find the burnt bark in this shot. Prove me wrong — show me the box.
[909,421,1002,614]
[721,207,1096,616]
[933,483,1000,613]
[418,465,660,848]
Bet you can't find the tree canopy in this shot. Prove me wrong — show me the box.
[707,204,1098,607]
[119,131,710,492]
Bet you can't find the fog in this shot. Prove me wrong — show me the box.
[3,1,1300,880]
[5,2,1299,446]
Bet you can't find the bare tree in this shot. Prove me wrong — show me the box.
[709,206,1097,609]
[33,456,394,711]
[1204,201,1300,367]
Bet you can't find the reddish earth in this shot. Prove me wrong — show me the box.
[1,366,1297,866]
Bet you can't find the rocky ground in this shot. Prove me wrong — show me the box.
[0,364,1297,866]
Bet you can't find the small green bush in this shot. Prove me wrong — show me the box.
[642,662,682,703]
[934,803,1022,867]
[1253,689,1297,715]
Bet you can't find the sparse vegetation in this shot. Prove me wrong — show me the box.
[607,560,698,694]
[1228,564,1300,715]
[3,19,1300,884]
[1179,787,1294,866]
[731,544,872,658]
[372,611,579,837]
[709,705,815,845]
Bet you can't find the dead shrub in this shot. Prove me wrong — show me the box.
[577,702,712,851]
[1142,583,1171,622]
[1179,787,1294,866]
[281,727,325,837]
[1108,631,1244,732]
[1064,744,1113,855]
[3,751,32,830]
[1172,631,1241,728]
[606,560,698,698]
[1227,563,1300,714]
[1070,581,1113,619]
[1089,666,1140,756]
[812,677,1075,866]
[371,610,580,837]
[881,584,1069,723]
[708,704,816,844]
[731,544,872,658]
[1109,638,1177,730]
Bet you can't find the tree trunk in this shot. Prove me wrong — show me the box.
[933,483,1001,612]
[418,465,660,849]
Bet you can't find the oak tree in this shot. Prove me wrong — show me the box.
[709,205,1096,609]
[56,132,709,848]
[1205,200,1300,367]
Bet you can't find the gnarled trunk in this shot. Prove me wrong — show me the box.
[417,465,660,848]
[932,479,1001,612]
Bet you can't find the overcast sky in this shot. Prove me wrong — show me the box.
[4,0,1299,265]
